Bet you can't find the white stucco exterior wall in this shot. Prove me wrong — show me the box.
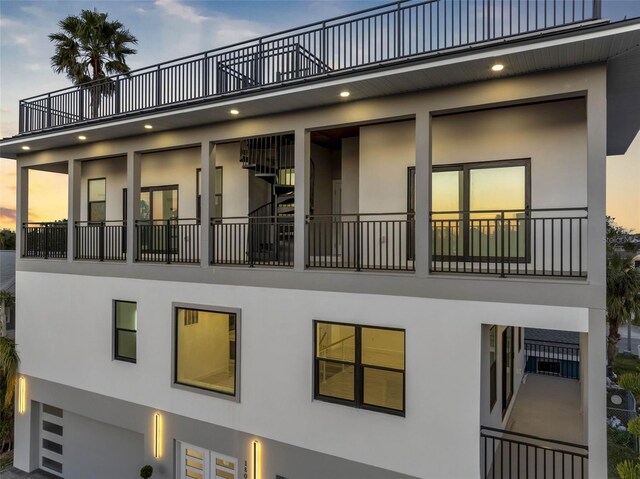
[16,271,588,479]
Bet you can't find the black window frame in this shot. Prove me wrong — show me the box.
[173,304,239,400]
[313,320,406,417]
[113,300,137,363]
[88,177,107,223]
[412,158,532,262]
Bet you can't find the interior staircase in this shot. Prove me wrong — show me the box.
[240,134,296,263]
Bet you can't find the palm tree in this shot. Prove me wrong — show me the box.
[49,9,138,118]
[0,336,19,454]
[0,290,14,338]
[607,253,640,366]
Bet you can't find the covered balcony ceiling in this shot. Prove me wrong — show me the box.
[1,16,639,158]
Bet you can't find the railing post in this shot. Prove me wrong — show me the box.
[99,222,105,262]
[165,220,171,264]
[203,54,209,97]
[249,221,255,267]
[156,65,162,107]
[592,0,602,19]
[321,22,327,68]
[500,211,506,278]
[114,77,121,115]
[44,223,49,260]
[78,88,84,121]
[19,101,24,133]
[46,93,52,128]
[396,2,402,57]
[356,214,362,272]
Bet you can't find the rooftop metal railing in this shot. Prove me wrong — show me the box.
[18,0,600,134]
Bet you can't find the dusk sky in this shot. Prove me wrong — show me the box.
[1,0,639,231]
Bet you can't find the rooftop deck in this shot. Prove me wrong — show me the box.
[18,0,601,135]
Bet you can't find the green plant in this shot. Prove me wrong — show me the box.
[618,460,640,479]
[619,373,640,398]
[628,417,640,437]
[140,464,153,479]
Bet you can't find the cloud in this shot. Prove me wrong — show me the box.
[0,208,16,230]
[24,63,42,72]
[155,0,206,23]
[134,7,146,14]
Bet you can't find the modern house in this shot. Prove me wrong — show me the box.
[1,0,639,477]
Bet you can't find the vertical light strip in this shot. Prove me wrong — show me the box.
[18,376,26,414]
[154,413,162,458]
[252,440,260,479]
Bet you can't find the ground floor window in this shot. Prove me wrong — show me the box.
[314,321,405,415]
[175,306,238,397]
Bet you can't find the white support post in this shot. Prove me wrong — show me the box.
[415,111,431,277]
[67,159,81,262]
[586,308,607,478]
[126,152,141,264]
[16,166,29,257]
[200,142,215,267]
[293,128,310,272]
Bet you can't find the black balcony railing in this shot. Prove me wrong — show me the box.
[22,222,67,259]
[525,339,580,379]
[135,219,200,264]
[430,208,588,278]
[18,0,600,134]
[480,426,588,479]
[211,216,294,267]
[306,213,415,271]
[75,221,126,262]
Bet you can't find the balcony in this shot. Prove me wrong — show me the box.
[17,0,601,135]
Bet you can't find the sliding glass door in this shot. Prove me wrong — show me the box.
[124,186,179,254]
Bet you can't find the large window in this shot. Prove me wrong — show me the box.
[314,321,405,415]
[88,178,106,222]
[433,159,530,260]
[114,301,137,362]
[175,306,238,397]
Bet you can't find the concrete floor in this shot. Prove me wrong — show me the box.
[0,468,58,479]
[506,374,584,444]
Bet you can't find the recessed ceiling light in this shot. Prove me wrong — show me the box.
[21,146,30,151]
[144,124,153,130]
[491,64,504,72]
[229,109,240,115]
[78,135,87,140]
[339,91,351,98]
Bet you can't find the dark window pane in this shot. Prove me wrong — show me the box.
[42,457,63,473]
[42,421,63,436]
[42,438,63,455]
[89,202,106,222]
[116,330,137,360]
[42,404,63,418]
[317,360,354,401]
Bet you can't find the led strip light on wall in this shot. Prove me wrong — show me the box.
[18,376,26,414]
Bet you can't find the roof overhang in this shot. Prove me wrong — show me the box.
[1,18,639,159]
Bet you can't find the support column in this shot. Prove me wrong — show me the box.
[67,159,81,262]
[200,142,215,267]
[12,380,40,472]
[126,152,141,264]
[415,111,431,277]
[16,166,29,257]
[586,308,607,478]
[293,128,310,272]
[586,69,607,287]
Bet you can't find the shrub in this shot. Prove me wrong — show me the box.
[140,465,153,479]
[628,417,640,437]
[617,460,640,479]
[619,373,640,398]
